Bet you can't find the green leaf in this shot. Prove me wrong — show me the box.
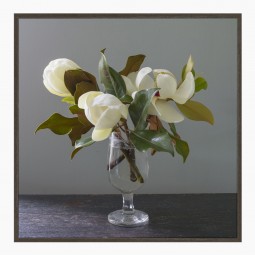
[176,100,214,125]
[68,125,90,146]
[182,64,195,81]
[61,96,75,105]
[35,113,82,135]
[69,104,93,127]
[169,123,179,137]
[168,124,189,162]
[120,94,133,104]
[98,52,115,95]
[71,136,95,159]
[74,81,98,104]
[119,54,146,76]
[175,139,189,162]
[195,77,208,92]
[64,69,97,95]
[109,66,126,98]
[98,52,126,98]
[130,130,174,156]
[129,88,158,130]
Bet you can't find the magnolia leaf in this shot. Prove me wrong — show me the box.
[129,88,158,130]
[119,54,146,76]
[69,105,93,127]
[168,124,189,162]
[148,115,164,155]
[130,130,174,156]
[35,113,82,135]
[74,81,98,104]
[68,125,91,146]
[61,96,75,105]
[168,123,179,138]
[176,100,214,125]
[109,66,126,98]
[181,64,195,81]
[175,138,189,162]
[98,52,126,98]
[71,136,95,159]
[195,77,208,92]
[64,69,97,95]
[98,52,115,95]
[120,94,133,104]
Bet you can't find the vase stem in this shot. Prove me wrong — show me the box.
[122,193,134,214]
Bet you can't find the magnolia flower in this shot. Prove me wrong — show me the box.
[121,57,195,123]
[78,92,128,141]
[43,58,81,97]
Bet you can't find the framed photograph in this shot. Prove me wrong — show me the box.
[14,14,241,241]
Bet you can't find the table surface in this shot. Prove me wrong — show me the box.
[18,194,238,241]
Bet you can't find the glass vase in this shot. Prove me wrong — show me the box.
[107,132,149,227]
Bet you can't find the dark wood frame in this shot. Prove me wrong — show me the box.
[14,13,242,242]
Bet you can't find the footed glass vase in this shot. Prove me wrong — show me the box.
[107,132,149,227]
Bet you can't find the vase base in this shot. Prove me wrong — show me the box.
[108,209,149,227]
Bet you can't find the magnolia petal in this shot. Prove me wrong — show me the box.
[153,99,184,123]
[47,72,70,95]
[138,75,155,90]
[153,69,174,77]
[127,72,138,86]
[43,58,80,97]
[92,128,112,141]
[131,91,138,99]
[87,105,107,125]
[184,55,194,78]
[135,67,152,88]
[119,104,128,119]
[43,79,70,97]
[173,72,195,104]
[78,91,103,109]
[156,73,177,99]
[91,93,123,107]
[95,108,122,129]
[122,75,137,95]
[148,103,158,116]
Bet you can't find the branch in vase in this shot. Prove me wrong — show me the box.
[107,154,125,171]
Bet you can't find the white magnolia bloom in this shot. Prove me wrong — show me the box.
[78,92,128,141]
[121,56,195,123]
[43,58,81,97]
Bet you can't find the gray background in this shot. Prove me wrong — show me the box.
[19,18,238,194]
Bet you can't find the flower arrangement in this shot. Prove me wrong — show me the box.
[36,50,214,167]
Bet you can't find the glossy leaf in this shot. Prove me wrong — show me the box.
[168,123,179,137]
[175,138,189,162]
[98,52,115,95]
[71,136,95,159]
[195,77,208,92]
[98,52,126,98]
[176,100,214,125]
[120,94,133,104]
[74,81,98,104]
[168,124,189,162]
[68,125,91,146]
[119,54,146,76]
[148,115,164,155]
[69,105,93,127]
[64,69,97,95]
[109,66,126,98]
[130,130,174,156]
[61,96,75,105]
[35,113,82,135]
[129,88,158,130]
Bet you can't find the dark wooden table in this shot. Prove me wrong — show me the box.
[18,194,237,241]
